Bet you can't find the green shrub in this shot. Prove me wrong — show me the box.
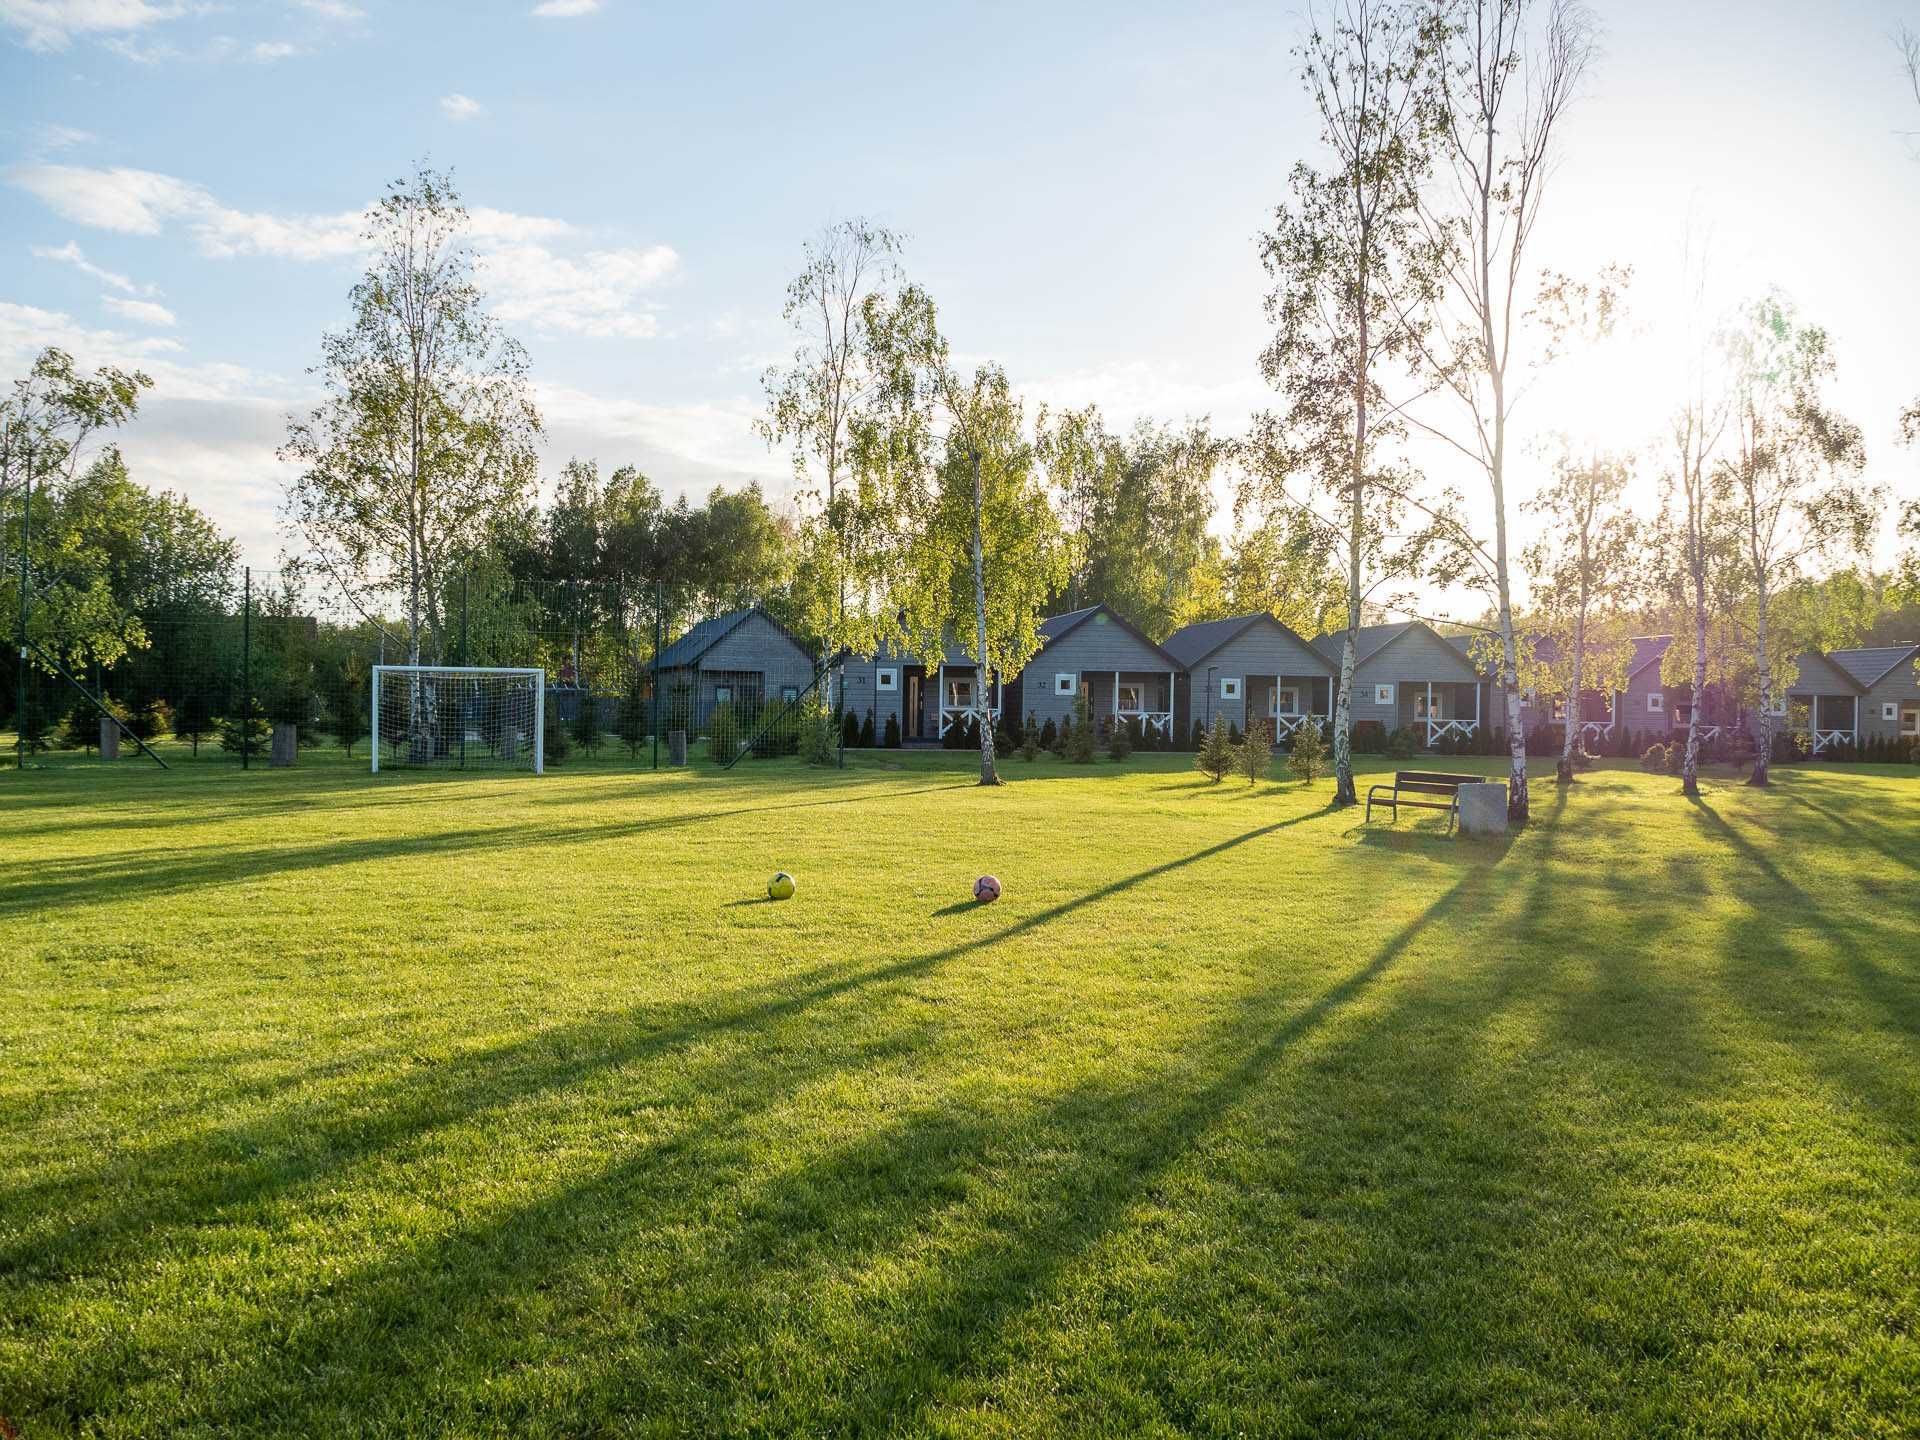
[217,703,270,761]
[1196,714,1234,783]
[1639,743,1667,774]
[841,710,862,749]
[706,700,741,762]
[1019,713,1041,761]
[174,690,215,756]
[1239,719,1272,784]
[1040,717,1058,751]
[1107,715,1134,762]
[542,694,570,766]
[1386,726,1415,761]
[799,706,837,766]
[1066,692,1096,763]
[1287,720,1327,782]
[883,712,900,748]
[859,708,876,747]
[572,690,603,757]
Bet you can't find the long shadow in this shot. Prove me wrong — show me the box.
[0,782,979,919]
[0,806,1340,1282]
[158,873,1466,1434]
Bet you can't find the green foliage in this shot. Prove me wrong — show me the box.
[798,706,838,767]
[860,708,876,748]
[617,670,650,758]
[541,694,570,766]
[173,690,214,756]
[1196,714,1235,783]
[1040,717,1058,751]
[1066,691,1096,763]
[1385,727,1415,761]
[1107,714,1134,762]
[1239,719,1272,785]
[571,691,603,757]
[841,710,861,750]
[1287,720,1327,782]
[1640,743,1668,774]
[882,712,900,749]
[706,700,741,762]
[1019,713,1041,761]
[216,702,269,761]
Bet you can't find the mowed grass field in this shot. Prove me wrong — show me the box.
[3,746,1918,1438]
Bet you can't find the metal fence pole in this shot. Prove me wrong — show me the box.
[651,579,662,771]
[459,567,469,769]
[241,566,252,770]
[14,435,29,771]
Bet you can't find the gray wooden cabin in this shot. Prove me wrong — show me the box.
[839,636,1003,744]
[1163,612,1335,741]
[1313,621,1492,747]
[1783,645,1920,752]
[1006,605,1180,740]
[654,606,817,735]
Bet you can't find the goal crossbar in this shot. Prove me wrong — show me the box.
[370,665,545,775]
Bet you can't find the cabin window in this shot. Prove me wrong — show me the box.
[876,668,898,692]
[1117,683,1144,712]
[1220,677,1242,701]
[1902,704,1920,736]
[1054,673,1076,696]
[714,685,733,704]
[1647,692,1664,713]
[781,686,799,703]
[945,676,974,708]
[1271,686,1299,717]
[1373,683,1394,706]
[1549,698,1566,721]
[1882,702,1898,722]
[1767,694,1786,716]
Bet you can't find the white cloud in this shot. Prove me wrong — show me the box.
[531,0,600,16]
[0,0,189,52]
[34,122,94,151]
[295,0,362,19]
[11,165,362,259]
[248,38,297,60]
[439,92,485,122]
[480,242,679,339]
[32,239,139,293]
[102,294,177,326]
[13,165,679,339]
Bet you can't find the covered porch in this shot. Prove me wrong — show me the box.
[934,662,1002,738]
[1078,669,1177,739]
[1400,680,1482,748]
[1252,675,1334,740]
[1789,692,1859,754]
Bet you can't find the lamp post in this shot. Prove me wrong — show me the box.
[1205,666,1216,729]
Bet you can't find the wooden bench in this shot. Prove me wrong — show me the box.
[1365,770,1482,835]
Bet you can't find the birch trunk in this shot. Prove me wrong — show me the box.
[1749,571,1773,787]
[969,448,998,786]
[1682,555,1706,795]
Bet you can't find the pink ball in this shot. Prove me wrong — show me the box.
[974,874,1002,904]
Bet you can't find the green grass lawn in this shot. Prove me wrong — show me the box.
[3,746,1917,1437]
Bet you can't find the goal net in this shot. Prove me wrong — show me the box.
[371,666,545,774]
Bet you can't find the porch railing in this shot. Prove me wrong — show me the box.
[939,704,1001,737]
[1115,708,1173,737]
[1811,728,1855,754]
[1424,718,1479,747]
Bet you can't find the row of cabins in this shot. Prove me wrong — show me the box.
[651,602,1920,753]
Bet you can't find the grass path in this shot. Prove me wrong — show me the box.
[2,749,1917,1436]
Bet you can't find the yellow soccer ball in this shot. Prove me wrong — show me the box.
[767,871,796,901]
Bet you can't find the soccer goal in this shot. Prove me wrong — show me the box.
[370,666,545,774]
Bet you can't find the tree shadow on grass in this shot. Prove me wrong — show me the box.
[154,873,1473,1436]
[1,808,1344,1289]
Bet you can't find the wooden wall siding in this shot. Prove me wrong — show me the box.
[1183,625,1334,735]
[1021,615,1177,733]
[1345,627,1481,730]
[1861,664,1920,741]
[1620,666,1682,732]
[701,613,816,694]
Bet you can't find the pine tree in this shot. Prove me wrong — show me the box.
[572,690,603,757]
[617,670,650,758]
[174,690,214,756]
[1287,720,1327,782]
[1239,719,1272,784]
[1067,690,1096,762]
[1197,714,1235,783]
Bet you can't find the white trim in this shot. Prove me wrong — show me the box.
[1882,701,1898,722]
[1425,718,1479,747]
[1373,683,1394,706]
[1647,691,1664,713]
[1811,728,1856,754]
[1220,676,1242,701]
[1054,672,1076,696]
[876,667,898,692]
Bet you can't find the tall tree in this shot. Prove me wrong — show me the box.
[1898,28,1920,603]
[1253,0,1441,808]
[1718,294,1875,784]
[1223,514,1347,639]
[868,285,1067,785]
[281,162,542,667]
[759,220,908,685]
[1409,0,1595,821]
[1521,445,1638,781]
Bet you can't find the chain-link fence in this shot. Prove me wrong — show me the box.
[2,564,834,773]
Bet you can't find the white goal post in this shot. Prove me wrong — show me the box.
[370,665,545,775]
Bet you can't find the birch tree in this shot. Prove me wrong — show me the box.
[1408,0,1595,821]
[281,162,541,666]
[1252,0,1440,808]
[1521,445,1637,782]
[867,286,1066,786]
[1718,293,1874,784]
[759,219,907,671]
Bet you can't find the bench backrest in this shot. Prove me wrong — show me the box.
[1393,770,1480,795]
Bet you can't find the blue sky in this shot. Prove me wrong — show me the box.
[4,0,1918,594]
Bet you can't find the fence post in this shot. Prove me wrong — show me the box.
[241,566,252,770]
[13,435,29,771]
[459,566,470,769]
[651,579,662,771]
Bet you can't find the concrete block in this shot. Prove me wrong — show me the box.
[668,729,688,766]
[1457,781,1508,837]
[271,722,298,767]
